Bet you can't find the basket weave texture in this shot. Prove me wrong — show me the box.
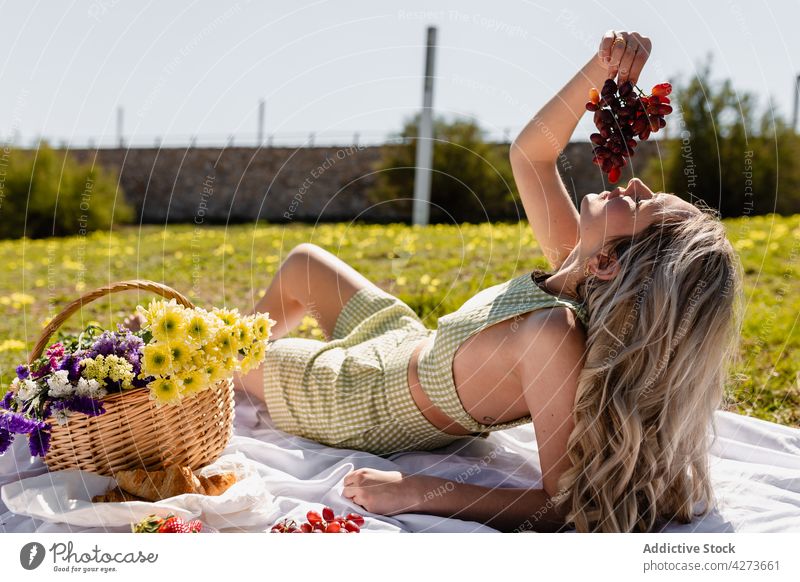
[28,280,235,476]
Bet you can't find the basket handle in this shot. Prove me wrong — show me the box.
[29,280,195,364]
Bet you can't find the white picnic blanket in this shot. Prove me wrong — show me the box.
[2,389,799,533]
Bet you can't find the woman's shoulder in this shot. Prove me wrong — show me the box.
[515,306,586,360]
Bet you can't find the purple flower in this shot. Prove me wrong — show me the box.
[28,427,51,457]
[0,390,14,410]
[31,360,51,380]
[15,365,30,380]
[0,428,13,455]
[1,391,14,411]
[58,353,83,383]
[90,332,117,357]
[88,330,144,369]
[0,411,46,434]
[59,396,105,417]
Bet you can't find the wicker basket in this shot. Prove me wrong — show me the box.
[28,280,235,476]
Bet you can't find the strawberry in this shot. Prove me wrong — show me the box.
[158,516,192,533]
[131,514,166,533]
[188,519,203,533]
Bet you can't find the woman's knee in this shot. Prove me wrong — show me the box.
[286,242,324,263]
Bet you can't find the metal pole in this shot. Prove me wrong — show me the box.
[257,99,265,145]
[412,26,437,226]
[793,74,800,133]
[116,106,124,148]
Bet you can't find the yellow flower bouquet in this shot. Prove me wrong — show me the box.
[136,300,276,406]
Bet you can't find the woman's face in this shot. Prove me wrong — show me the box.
[579,178,699,254]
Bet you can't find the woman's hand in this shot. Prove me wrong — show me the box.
[597,30,651,85]
[342,468,428,515]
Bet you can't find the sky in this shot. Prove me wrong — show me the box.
[1,0,798,147]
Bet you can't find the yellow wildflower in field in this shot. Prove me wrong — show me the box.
[213,243,234,256]
[0,339,26,352]
[772,224,789,238]
[0,293,36,310]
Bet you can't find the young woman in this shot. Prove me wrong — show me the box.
[236,30,742,533]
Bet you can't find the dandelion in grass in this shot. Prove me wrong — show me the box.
[142,343,172,377]
[151,377,180,405]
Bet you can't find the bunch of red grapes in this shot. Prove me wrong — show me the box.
[585,79,673,183]
[269,506,365,533]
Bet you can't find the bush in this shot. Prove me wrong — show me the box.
[0,143,131,238]
[366,115,518,223]
[643,57,800,217]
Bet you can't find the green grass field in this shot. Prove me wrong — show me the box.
[2,215,798,426]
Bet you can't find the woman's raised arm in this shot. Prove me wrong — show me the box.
[510,31,651,268]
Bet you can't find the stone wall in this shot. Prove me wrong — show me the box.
[70,141,660,224]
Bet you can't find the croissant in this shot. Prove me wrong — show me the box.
[92,486,148,503]
[198,473,237,496]
[95,464,239,502]
[114,465,202,502]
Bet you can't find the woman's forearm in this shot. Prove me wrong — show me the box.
[409,474,566,532]
[510,55,609,164]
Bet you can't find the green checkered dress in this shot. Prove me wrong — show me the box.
[263,271,588,456]
[416,270,589,435]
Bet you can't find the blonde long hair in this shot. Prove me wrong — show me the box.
[556,207,743,532]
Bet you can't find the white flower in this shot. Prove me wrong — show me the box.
[46,370,74,398]
[76,378,105,399]
[17,378,41,401]
[54,408,71,426]
[9,377,20,391]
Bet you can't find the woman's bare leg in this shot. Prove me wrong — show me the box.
[236,243,381,401]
